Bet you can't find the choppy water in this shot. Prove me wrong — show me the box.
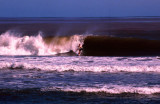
[0,56,160,104]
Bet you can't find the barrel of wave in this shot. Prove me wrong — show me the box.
[43,35,84,56]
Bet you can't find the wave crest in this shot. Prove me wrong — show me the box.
[0,31,84,55]
[41,85,160,95]
[1,62,160,73]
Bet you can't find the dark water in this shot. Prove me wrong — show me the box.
[0,17,160,104]
[1,69,160,104]
[1,17,160,39]
[1,89,160,104]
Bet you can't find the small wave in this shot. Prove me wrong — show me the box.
[0,88,159,104]
[41,84,160,95]
[1,85,160,97]
[1,62,160,73]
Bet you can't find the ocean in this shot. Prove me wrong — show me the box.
[0,17,160,104]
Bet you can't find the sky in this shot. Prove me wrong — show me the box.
[0,0,160,17]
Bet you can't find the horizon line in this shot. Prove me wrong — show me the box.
[0,16,160,18]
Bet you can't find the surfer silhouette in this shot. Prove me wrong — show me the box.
[77,44,83,56]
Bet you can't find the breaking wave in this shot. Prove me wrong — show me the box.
[0,31,84,56]
[1,30,160,56]
[0,62,160,73]
[2,85,160,99]
[41,84,160,95]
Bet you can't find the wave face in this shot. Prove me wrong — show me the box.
[0,31,84,55]
[83,36,160,56]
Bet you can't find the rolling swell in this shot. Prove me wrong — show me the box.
[83,36,160,56]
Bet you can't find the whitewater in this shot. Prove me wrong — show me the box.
[0,31,84,56]
[1,17,160,104]
[0,56,160,73]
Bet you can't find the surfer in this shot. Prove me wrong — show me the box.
[77,44,83,56]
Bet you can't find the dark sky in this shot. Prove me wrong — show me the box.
[0,0,160,17]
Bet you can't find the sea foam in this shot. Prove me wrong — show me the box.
[0,31,83,55]
[0,61,160,73]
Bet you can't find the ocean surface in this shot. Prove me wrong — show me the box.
[0,17,160,104]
